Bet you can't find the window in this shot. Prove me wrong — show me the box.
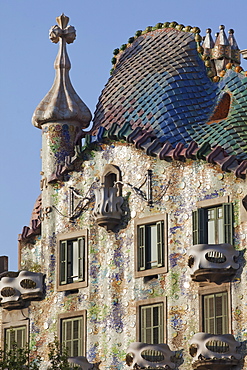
[140,303,164,344]
[199,283,230,335]
[101,164,122,195]
[203,292,228,334]
[136,297,166,345]
[59,311,86,358]
[5,326,26,349]
[135,215,167,277]
[193,198,233,245]
[57,231,87,291]
[60,237,85,285]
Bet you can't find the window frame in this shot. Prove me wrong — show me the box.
[5,326,27,350]
[193,196,233,245]
[199,283,231,333]
[136,297,167,343]
[1,310,29,350]
[134,214,168,278]
[57,230,88,291]
[58,310,86,358]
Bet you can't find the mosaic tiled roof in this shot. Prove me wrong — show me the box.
[91,25,247,162]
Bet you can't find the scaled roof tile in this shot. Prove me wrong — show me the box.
[89,26,247,176]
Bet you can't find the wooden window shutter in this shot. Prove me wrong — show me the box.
[156,221,163,267]
[138,225,146,270]
[192,208,207,244]
[223,203,233,245]
[60,241,67,285]
[78,237,85,281]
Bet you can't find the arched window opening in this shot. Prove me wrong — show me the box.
[101,164,122,196]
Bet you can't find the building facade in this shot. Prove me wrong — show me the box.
[1,15,247,370]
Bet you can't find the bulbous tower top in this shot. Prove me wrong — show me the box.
[32,14,92,129]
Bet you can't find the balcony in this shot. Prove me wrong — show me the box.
[126,342,175,369]
[68,356,93,370]
[93,186,124,231]
[189,333,241,370]
[0,270,44,309]
[187,243,239,283]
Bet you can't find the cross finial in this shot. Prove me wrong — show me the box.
[49,14,76,44]
[32,14,92,130]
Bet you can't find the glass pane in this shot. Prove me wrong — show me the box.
[208,219,216,244]
[145,328,152,343]
[208,297,214,318]
[16,329,23,347]
[146,224,157,268]
[73,240,79,281]
[153,327,159,344]
[73,319,79,339]
[66,321,72,340]
[215,295,223,316]
[73,340,79,357]
[218,218,224,243]
[208,209,215,220]
[66,341,72,356]
[10,330,15,347]
[153,306,159,326]
[216,317,223,334]
[150,224,157,267]
[218,207,223,218]
[146,308,152,327]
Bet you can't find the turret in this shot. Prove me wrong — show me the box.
[32,14,92,180]
[211,25,240,75]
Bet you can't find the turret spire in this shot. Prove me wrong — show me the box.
[32,14,92,129]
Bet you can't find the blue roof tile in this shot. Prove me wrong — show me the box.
[92,27,247,161]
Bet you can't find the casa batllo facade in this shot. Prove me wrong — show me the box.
[1,14,247,370]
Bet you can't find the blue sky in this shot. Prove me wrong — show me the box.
[1,0,247,270]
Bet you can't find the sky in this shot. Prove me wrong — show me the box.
[1,0,247,270]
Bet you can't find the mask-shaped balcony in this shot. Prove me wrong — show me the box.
[126,342,175,369]
[189,333,241,370]
[0,270,44,309]
[93,186,124,231]
[68,356,93,370]
[187,243,239,284]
